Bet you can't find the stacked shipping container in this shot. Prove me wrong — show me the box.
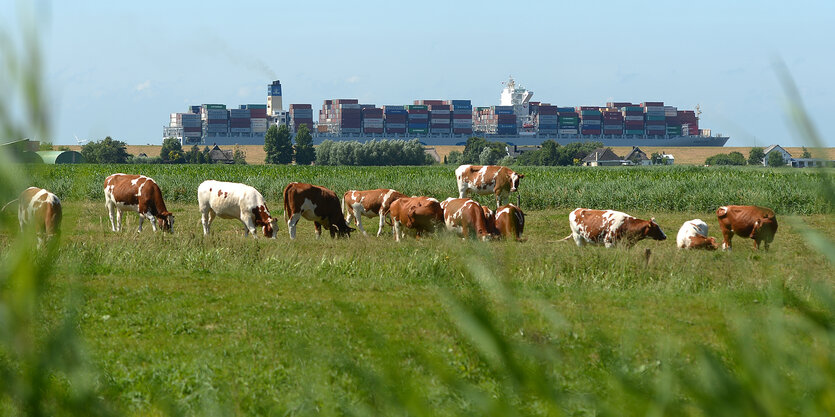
[536,105,558,133]
[557,107,579,134]
[406,105,429,134]
[621,105,645,135]
[447,100,472,135]
[602,109,624,135]
[289,104,313,132]
[429,104,451,134]
[362,107,384,134]
[203,104,228,134]
[383,105,407,134]
[642,102,666,136]
[229,108,251,133]
[578,106,602,135]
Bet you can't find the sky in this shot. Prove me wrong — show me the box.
[2,0,834,147]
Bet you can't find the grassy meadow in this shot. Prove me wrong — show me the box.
[2,164,834,415]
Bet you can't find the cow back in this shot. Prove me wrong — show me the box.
[495,204,525,241]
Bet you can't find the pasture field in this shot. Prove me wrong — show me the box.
[3,165,835,415]
[22,164,835,214]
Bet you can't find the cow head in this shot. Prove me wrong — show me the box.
[510,172,524,192]
[158,212,174,233]
[330,222,356,238]
[703,236,718,250]
[263,217,279,238]
[644,217,666,241]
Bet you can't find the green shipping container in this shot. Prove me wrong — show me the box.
[646,115,666,121]
[405,105,428,110]
[204,104,226,110]
[625,130,645,134]
[408,128,428,133]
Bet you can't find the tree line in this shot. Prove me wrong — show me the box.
[79,136,246,164]
[444,137,604,166]
[704,146,811,166]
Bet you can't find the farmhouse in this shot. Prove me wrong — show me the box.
[624,147,651,166]
[582,148,623,167]
[762,145,793,166]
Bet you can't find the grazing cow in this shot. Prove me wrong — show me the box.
[676,219,718,250]
[566,208,666,248]
[197,180,278,238]
[342,188,407,236]
[440,198,492,240]
[16,187,62,244]
[716,205,778,250]
[492,204,526,242]
[388,196,444,242]
[104,173,173,233]
[455,164,524,208]
[284,182,355,239]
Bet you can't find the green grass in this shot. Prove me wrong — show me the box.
[19,164,835,214]
[9,201,832,415]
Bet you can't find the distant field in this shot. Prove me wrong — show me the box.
[63,144,835,166]
[20,164,834,214]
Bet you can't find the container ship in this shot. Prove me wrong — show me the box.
[164,78,729,147]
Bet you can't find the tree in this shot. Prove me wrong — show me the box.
[294,124,315,165]
[801,147,812,159]
[264,125,293,164]
[705,152,746,166]
[38,142,53,150]
[479,146,504,165]
[168,149,185,164]
[767,151,786,167]
[232,145,247,165]
[80,136,130,163]
[160,138,183,162]
[462,136,505,164]
[446,150,462,165]
[748,147,765,165]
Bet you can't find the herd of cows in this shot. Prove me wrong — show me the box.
[9,164,779,251]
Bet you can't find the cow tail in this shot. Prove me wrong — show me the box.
[282,184,291,222]
[516,190,521,209]
[560,233,574,241]
[1,198,19,212]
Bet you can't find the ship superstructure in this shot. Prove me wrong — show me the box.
[163,78,728,147]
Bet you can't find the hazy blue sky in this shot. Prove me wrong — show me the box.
[3,0,834,146]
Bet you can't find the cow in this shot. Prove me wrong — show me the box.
[716,205,778,250]
[342,188,407,237]
[676,219,718,250]
[197,180,278,238]
[455,164,524,208]
[492,204,526,242]
[440,198,492,241]
[14,187,62,244]
[283,182,355,239]
[104,173,173,233]
[388,196,444,242]
[565,208,666,248]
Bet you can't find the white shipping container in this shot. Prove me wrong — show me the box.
[558,129,579,134]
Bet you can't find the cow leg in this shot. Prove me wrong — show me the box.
[116,209,124,232]
[243,217,258,238]
[753,238,760,250]
[201,209,212,235]
[314,222,322,239]
[288,213,301,240]
[147,212,159,232]
[106,202,117,232]
[721,230,733,251]
[355,214,367,236]
[393,220,402,242]
[377,213,386,237]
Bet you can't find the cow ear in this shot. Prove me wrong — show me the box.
[518,174,524,179]
[650,217,656,223]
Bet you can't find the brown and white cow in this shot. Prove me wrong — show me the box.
[342,188,407,237]
[104,173,173,233]
[492,204,526,242]
[566,208,666,248]
[16,187,62,244]
[388,196,444,242]
[676,219,718,250]
[455,164,524,208]
[440,198,492,241]
[716,205,778,250]
[198,180,279,238]
[283,182,355,239]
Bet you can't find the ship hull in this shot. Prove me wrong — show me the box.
[310,133,729,147]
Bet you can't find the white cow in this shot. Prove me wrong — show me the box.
[197,180,278,238]
[676,219,718,250]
